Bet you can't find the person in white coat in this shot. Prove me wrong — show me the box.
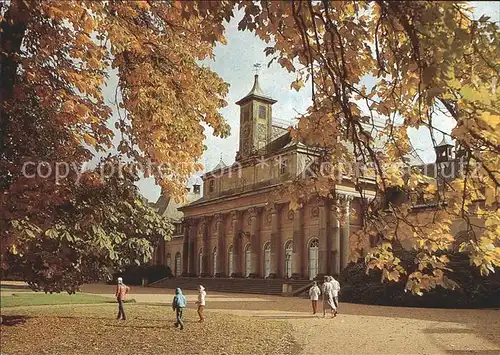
[322,276,336,318]
[308,281,321,314]
[196,285,207,323]
[331,277,341,316]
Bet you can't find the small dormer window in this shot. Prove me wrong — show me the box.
[280,159,287,175]
[259,105,266,119]
[209,179,215,193]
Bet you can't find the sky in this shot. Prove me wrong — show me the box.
[112,2,499,202]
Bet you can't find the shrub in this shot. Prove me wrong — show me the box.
[110,265,173,286]
[339,251,500,308]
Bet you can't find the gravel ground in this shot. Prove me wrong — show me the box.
[81,283,500,355]
[2,282,499,354]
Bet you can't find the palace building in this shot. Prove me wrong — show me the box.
[153,74,376,280]
[152,74,478,281]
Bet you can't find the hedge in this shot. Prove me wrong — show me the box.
[339,250,500,308]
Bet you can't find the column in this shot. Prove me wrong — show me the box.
[340,195,353,270]
[215,213,224,277]
[201,217,209,276]
[192,219,200,275]
[318,198,329,276]
[182,219,190,275]
[268,204,279,277]
[292,208,303,278]
[189,221,196,275]
[231,210,241,277]
[330,202,341,275]
[249,207,260,276]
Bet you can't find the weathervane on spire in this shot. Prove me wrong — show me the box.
[253,63,262,76]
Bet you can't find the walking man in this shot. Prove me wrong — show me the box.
[322,276,336,318]
[309,281,321,314]
[331,276,341,316]
[115,277,130,321]
[172,287,187,330]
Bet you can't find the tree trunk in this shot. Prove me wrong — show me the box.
[0,0,29,157]
[0,0,29,264]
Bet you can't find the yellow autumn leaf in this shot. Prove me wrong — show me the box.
[83,133,97,146]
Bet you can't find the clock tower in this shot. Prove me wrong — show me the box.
[235,73,277,160]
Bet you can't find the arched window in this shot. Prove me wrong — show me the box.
[174,252,181,277]
[308,238,319,280]
[198,248,203,275]
[166,253,171,268]
[212,246,217,276]
[285,240,293,278]
[263,242,271,278]
[228,245,234,276]
[244,243,251,277]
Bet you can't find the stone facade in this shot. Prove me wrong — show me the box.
[177,188,364,279]
[153,75,481,280]
[151,74,374,280]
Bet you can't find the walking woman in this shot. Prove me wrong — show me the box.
[322,276,336,318]
[196,285,207,323]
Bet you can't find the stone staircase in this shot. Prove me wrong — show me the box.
[149,277,311,296]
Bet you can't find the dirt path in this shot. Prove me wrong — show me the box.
[212,308,500,355]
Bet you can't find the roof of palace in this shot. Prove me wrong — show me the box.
[154,188,202,221]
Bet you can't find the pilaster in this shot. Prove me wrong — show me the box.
[215,213,224,277]
[267,204,280,278]
[230,210,241,277]
[248,207,261,276]
[330,202,341,275]
[182,218,190,275]
[292,207,303,278]
[199,217,209,276]
[340,195,353,270]
[318,198,329,276]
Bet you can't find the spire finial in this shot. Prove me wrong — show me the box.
[253,63,261,76]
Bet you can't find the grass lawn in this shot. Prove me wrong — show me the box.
[0,304,297,354]
[1,292,119,308]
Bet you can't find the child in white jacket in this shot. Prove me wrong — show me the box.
[308,281,321,314]
[195,285,206,323]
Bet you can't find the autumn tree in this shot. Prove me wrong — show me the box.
[0,0,234,290]
[6,159,172,294]
[237,0,499,293]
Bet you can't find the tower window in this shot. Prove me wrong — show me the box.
[259,105,266,119]
[209,179,215,192]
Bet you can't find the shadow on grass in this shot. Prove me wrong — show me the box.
[103,299,137,304]
[105,318,202,330]
[252,314,319,320]
[105,323,165,329]
[0,284,30,290]
[0,315,30,326]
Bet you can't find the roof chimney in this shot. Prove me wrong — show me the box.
[193,184,201,194]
